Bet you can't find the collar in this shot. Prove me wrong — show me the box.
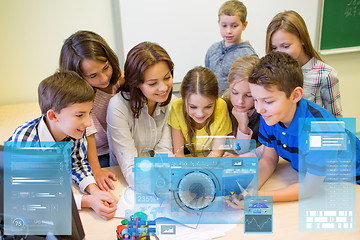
[38,116,75,142]
[38,116,56,142]
[143,102,166,117]
[221,40,248,50]
[301,57,315,72]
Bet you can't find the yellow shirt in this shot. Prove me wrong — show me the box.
[168,98,232,152]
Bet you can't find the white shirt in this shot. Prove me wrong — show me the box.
[107,92,174,187]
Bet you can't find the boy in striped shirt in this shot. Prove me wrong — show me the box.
[8,71,118,219]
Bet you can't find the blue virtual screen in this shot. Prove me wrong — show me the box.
[132,153,258,224]
[298,118,357,232]
[3,142,72,235]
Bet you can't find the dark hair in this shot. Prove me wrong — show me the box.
[121,42,174,118]
[266,10,323,61]
[248,52,303,98]
[59,30,121,88]
[38,71,95,114]
[181,66,219,154]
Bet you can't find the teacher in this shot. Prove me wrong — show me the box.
[107,42,174,186]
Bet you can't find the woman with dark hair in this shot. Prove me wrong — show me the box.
[107,42,174,186]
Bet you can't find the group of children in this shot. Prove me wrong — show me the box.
[6,0,360,221]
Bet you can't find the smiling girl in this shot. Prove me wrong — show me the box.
[169,66,232,157]
[60,30,123,191]
[266,10,342,117]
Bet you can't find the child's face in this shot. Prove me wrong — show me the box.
[249,83,297,127]
[186,94,215,128]
[270,29,308,66]
[52,101,93,141]
[230,80,254,113]
[218,14,247,47]
[138,61,173,108]
[80,58,113,89]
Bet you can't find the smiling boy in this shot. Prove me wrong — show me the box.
[8,71,118,219]
[247,52,360,202]
[205,0,258,95]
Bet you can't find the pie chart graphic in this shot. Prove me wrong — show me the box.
[174,171,217,212]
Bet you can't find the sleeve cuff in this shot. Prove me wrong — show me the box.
[74,194,83,210]
[235,128,253,154]
[237,127,252,139]
[79,176,97,193]
[125,170,134,188]
[86,120,98,136]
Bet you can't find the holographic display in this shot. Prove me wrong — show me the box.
[298,118,357,232]
[131,153,258,224]
[3,142,72,235]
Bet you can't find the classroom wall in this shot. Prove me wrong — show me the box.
[1,0,359,128]
[0,0,123,105]
[119,0,320,83]
[322,52,360,125]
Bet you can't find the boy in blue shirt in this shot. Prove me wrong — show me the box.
[8,71,118,219]
[205,0,258,95]
[246,52,359,203]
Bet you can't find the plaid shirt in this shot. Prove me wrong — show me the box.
[302,57,342,117]
[8,116,96,192]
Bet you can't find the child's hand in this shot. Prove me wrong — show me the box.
[92,168,117,191]
[238,152,257,158]
[226,193,244,209]
[232,107,250,135]
[87,187,119,204]
[207,150,223,157]
[82,192,118,220]
[222,152,240,157]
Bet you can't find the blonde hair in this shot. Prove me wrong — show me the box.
[265,10,323,61]
[218,0,247,24]
[228,56,259,86]
[181,67,218,155]
[224,56,259,135]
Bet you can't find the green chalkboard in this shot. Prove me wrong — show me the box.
[319,0,360,54]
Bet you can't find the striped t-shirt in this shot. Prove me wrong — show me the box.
[86,89,113,156]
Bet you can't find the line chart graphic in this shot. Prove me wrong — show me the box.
[244,196,273,233]
[245,214,272,232]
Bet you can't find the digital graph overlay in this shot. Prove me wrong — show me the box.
[245,215,272,233]
[244,196,273,233]
[132,154,259,224]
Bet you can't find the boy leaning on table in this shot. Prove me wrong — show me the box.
[227,52,360,208]
[7,71,118,220]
